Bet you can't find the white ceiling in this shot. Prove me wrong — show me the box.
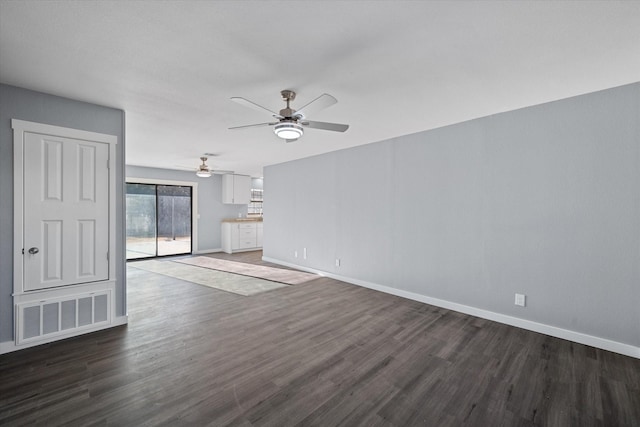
[1,1,639,178]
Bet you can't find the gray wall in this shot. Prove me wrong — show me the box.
[264,82,640,348]
[0,84,126,343]
[125,166,245,251]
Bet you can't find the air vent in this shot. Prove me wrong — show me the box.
[16,291,112,344]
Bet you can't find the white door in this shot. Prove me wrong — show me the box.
[23,131,110,291]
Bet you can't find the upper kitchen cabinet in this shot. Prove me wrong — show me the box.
[222,174,251,204]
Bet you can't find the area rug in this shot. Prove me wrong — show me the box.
[128,259,289,296]
[174,256,317,285]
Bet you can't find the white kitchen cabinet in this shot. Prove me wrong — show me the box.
[222,174,251,204]
[256,222,263,247]
[221,221,263,254]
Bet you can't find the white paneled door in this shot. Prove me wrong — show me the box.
[23,132,110,291]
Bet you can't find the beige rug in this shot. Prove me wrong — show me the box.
[175,256,317,285]
[128,259,289,296]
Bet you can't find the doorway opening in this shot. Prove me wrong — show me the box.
[126,183,193,260]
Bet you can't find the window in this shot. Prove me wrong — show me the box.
[248,188,263,216]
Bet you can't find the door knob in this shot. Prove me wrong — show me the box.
[28,247,39,254]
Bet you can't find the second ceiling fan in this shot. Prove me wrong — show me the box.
[229,90,349,142]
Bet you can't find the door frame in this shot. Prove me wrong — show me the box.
[125,177,199,255]
[13,119,117,296]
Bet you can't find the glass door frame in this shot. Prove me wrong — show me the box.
[125,178,199,260]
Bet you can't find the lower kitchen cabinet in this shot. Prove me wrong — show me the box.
[221,221,263,254]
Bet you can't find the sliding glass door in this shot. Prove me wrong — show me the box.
[126,184,156,259]
[156,185,192,256]
[126,183,192,260]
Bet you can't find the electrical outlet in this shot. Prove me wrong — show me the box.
[335,258,340,267]
[515,293,526,307]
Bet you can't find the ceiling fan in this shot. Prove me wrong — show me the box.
[229,90,349,142]
[181,156,233,178]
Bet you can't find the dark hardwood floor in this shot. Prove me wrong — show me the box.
[1,251,639,426]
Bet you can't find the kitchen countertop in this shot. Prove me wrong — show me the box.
[222,217,263,223]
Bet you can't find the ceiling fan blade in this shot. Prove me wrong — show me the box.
[174,165,198,171]
[302,120,349,132]
[229,122,278,130]
[230,97,283,119]
[293,93,337,119]
[212,169,234,174]
[285,138,298,143]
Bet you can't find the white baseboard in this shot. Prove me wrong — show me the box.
[0,315,128,355]
[111,315,129,327]
[262,256,640,359]
[193,248,223,255]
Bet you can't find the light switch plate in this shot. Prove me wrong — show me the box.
[515,293,526,307]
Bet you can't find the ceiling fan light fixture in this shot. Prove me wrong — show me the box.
[274,122,304,140]
[196,156,212,177]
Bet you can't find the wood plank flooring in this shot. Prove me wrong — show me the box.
[1,251,639,426]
